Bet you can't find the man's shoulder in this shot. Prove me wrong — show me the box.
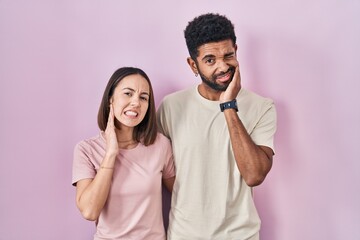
[239,88,274,106]
[161,86,196,104]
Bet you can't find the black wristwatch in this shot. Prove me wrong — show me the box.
[220,99,238,112]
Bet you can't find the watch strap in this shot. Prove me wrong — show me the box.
[220,99,238,112]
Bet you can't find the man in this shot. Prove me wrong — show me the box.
[157,13,277,240]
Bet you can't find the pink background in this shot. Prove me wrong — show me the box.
[1,0,359,239]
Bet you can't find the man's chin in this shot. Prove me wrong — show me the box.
[215,79,231,91]
[206,82,229,91]
[218,85,229,91]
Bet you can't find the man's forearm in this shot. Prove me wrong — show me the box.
[224,109,273,187]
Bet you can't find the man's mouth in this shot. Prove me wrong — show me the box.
[216,72,232,83]
[215,68,235,83]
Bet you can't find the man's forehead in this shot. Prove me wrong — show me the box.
[197,40,235,57]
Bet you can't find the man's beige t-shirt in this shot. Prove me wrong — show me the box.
[157,86,276,240]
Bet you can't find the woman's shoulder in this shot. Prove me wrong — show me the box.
[155,132,171,142]
[148,132,171,149]
[75,133,104,152]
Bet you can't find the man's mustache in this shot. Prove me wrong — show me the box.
[213,66,235,79]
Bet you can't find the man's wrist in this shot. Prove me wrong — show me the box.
[220,99,238,112]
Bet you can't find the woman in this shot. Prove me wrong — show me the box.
[72,67,175,240]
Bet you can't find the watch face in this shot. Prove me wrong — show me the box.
[220,99,238,112]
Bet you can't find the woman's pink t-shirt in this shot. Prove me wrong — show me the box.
[72,132,175,240]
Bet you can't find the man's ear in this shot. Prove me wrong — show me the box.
[187,57,198,75]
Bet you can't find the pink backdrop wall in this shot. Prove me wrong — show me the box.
[1,0,359,239]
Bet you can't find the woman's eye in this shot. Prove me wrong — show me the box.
[140,96,148,101]
[124,92,132,96]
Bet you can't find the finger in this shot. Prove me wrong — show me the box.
[107,104,115,128]
[229,66,239,87]
[234,65,241,87]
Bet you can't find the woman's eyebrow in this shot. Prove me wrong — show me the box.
[122,87,149,95]
[122,87,135,91]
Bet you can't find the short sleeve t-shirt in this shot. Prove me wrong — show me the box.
[157,86,276,240]
[72,132,175,240]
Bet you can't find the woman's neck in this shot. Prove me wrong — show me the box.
[115,127,138,149]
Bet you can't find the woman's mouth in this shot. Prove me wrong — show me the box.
[124,110,138,117]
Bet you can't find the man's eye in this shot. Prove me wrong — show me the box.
[206,59,215,64]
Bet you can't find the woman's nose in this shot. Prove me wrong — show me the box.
[130,97,140,107]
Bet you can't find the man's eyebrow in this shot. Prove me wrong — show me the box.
[201,52,235,61]
[224,52,235,57]
[201,54,215,61]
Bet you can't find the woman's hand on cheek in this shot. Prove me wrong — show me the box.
[105,104,119,158]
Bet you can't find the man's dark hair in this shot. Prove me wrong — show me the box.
[184,13,237,60]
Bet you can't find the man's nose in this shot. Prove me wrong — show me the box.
[216,60,230,73]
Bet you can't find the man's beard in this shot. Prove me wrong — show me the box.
[198,66,235,91]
